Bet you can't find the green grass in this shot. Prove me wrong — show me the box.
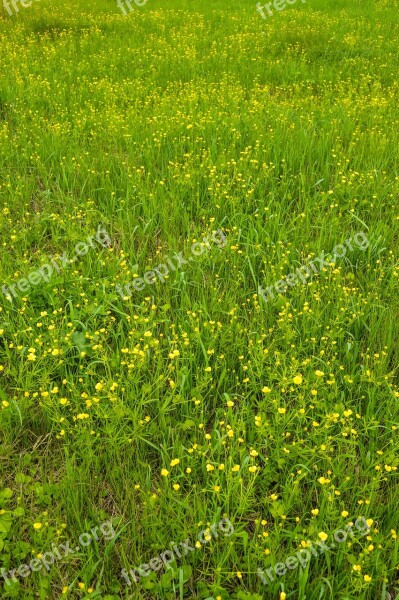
[1,0,399,598]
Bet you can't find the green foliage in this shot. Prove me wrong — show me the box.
[1,0,399,598]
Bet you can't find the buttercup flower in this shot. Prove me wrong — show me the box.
[318,477,330,485]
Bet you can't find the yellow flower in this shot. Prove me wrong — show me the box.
[364,575,371,582]
[204,366,212,372]
[62,587,69,594]
[366,519,373,527]
[341,511,349,517]
[161,469,169,477]
[280,594,287,600]
[170,459,180,467]
[248,466,257,473]
[353,564,361,572]
[33,522,42,530]
[231,465,240,472]
[311,509,319,516]
[236,571,242,579]
[95,383,104,391]
[213,485,220,492]
[195,541,201,548]
[2,401,9,408]
[250,450,258,457]
[206,464,215,471]
[278,407,286,414]
[315,370,324,377]
[318,477,330,485]
[293,374,303,385]
[186,467,192,474]
[262,386,271,394]
[318,532,328,541]
[226,400,234,407]
[144,331,152,337]
[173,484,180,491]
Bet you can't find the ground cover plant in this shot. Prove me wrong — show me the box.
[1,0,399,598]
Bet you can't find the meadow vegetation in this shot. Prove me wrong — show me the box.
[1,0,399,598]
